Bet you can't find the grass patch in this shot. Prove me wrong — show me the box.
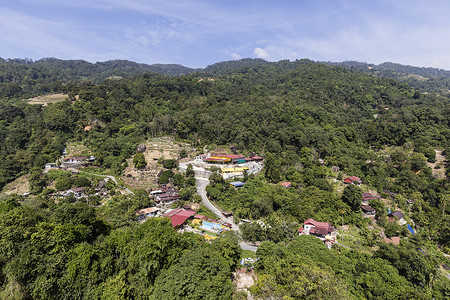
[241,250,257,259]
[196,205,220,220]
[79,167,115,176]
[0,174,30,196]
[66,142,91,157]
[46,169,72,180]
[337,225,378,254]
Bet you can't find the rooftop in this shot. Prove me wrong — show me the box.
[361,205,376,212]
[281,181,292,188]
[211,154,245,159]
[135,207,160,216]
[167,209,196,227]
[303,218,333,235]
[230,181,245,187]
[388,211,405,219]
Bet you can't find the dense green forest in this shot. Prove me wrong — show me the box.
[0,57,449,299]
[328,60,450,93]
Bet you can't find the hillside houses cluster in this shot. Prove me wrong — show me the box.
[150,185,181,204]
[45,155,95,170]
[134,206,231,240]
[49,179,111,201]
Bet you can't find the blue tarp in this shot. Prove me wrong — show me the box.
[388,207,391,214]
[407,224,415,235]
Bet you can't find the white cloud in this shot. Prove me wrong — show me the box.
[4,1,450,69]
[230,52,241,59]
[254,47,268,59]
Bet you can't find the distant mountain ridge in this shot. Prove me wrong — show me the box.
[325,60,450,92]
[1,57,450,99]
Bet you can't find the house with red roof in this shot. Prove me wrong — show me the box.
[151,185,181,203]
[163,209,196,228]
[343,176,362,185]
[299,218,336,249]
[300,218,334,237]
[362,192,377,201]
[245,156,263,162]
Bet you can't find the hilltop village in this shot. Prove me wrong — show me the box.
[16,137,436,255]
[0,58,449,299]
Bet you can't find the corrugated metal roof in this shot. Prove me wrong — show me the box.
[168,210,196,227]
[230,181,245,187]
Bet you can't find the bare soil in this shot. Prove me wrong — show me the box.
[233,268,256,299]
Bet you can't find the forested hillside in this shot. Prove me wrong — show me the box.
[3,56,450,100]
[329,61,450,93]
[0,58,449,299]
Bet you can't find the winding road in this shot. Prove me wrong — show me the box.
[194,169,258,252]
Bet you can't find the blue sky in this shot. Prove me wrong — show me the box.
[1,0,450,69]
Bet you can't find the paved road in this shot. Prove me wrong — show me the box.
[195,175,235,227]
[194,170,259,251]
[239,242,258,252]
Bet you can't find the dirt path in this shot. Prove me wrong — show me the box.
[78,171,134,195]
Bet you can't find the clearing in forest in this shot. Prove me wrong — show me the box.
[26,93,74,106]
[65,142,92,157]
[123,137,193,190]
[1,174,30,196]
[427,150,447,179]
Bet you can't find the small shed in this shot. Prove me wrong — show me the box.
[388,210,406,225]
[361,205,376,215]
[230,181,245,188]
[194,214,208,220]
[388,211,405,220]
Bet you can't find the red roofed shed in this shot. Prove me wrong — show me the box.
[165,209,196,227]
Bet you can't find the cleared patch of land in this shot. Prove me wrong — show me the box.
[1,174,30,196]
[427,150,446,179]
[123,137,192,190]
[26,93,71,106]
[66,142,91,157]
